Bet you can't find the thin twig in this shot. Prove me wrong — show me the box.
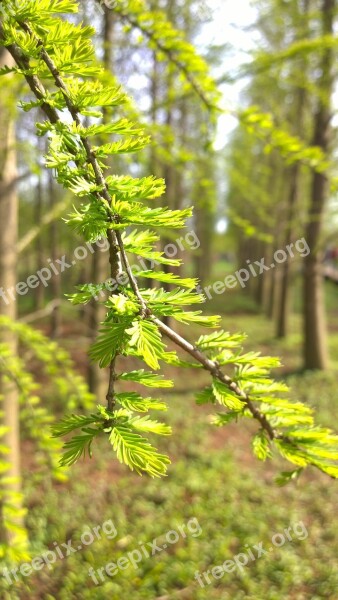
[116,231,150,316]
[114,10,218,112]
[152,317,276,440]
[19,299,62,324]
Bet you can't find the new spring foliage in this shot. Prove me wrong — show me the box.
[1,0,338,483]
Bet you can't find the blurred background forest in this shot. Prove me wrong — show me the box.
[1,0,338,598]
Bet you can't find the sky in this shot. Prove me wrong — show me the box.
[197,1,258,231]
[124,0,258,147]
[199,0,258,150]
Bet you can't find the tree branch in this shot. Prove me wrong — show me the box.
[1,24,121,410]
[18,197,70,254]
[1,21,276,442]
[113,9,218,112]
[19,299,62,324]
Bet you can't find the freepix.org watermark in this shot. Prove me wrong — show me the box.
[88,517,202,585]
[194,520,308,588]
[2,519,117,586]
[88,230,200,301]
[196,237,310,300]
[0,230,200,306]
[0,239,109,306]
[95,0,118,14]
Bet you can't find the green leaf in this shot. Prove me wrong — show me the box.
[51,413,102,437]
[63,175,102,197]
[195,387,215,405]
[110,200,192,229]
[0,65,21,76]
[93,137,150,157]
[65,202,109,242]
[73,119,145,138]
[172,311,221,328]
[219,351,281,369]
[67,81,127,108]
[197,330,247,350]
[90,320,132,368]
[275,469,303,487]
[126,320,166,370]
[212,411,247,426]
[109,424,170,477]
[106,175,165,201]
[252,430,271,461]
[115,392,167,412]
[118,370,173,388]
[66,283,107,305]
[212,379,245,411]
[311,462,338,478]
[128,415,171,436]
[59,428,100,467]
[10,0,79,21]
[142,287,204,307]
[275,440,308,468]
[136,270,197,289]
[107,294,138,316]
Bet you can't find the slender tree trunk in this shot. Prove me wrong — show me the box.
[266,157,289,320]
[172,98,187,280]
[193,157,215,287]
[237,237,255,297]
[194,201,214,286]
[88,4,114,397]
[160,0,179,327]
[276,162,300,337]
[266,258,277,319]
[148,47,162,290]
[48,171,62,338]
[276,1,309,338]
[162,102,176,326]
[35,175,45,310]
[0,49,25,545]
[303,0,334,369]
[255,240,269,308]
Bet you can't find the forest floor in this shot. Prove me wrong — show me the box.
[12,278,338,600]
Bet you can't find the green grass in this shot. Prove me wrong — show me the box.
[13,384,338,600]
[4,278,338,600]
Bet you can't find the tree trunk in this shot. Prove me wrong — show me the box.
[276,162,300,338]
[303,0,334,370]
[266,257,277,319]
[193,204,214,287]
[35,175,45,310]
[88,4,114,398]
[276,1,309,338]
[0,49,25,546]
[193,162,215,287]
[48,171,62,338]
